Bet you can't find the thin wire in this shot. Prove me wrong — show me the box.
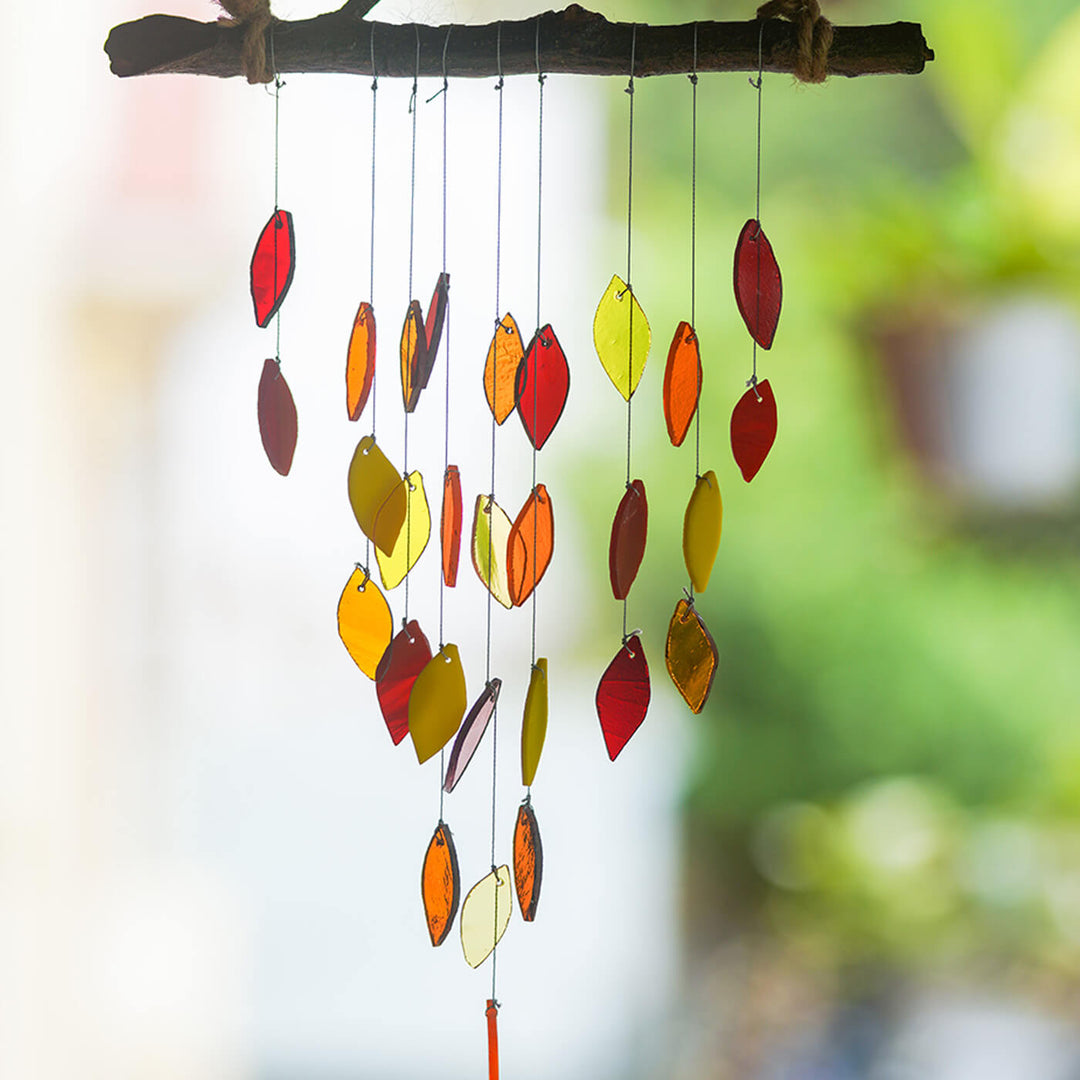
[622,25,636,644]
[750,20,765,395]
[365,28,379,571]
[690,24,700,487]
[271,30,283,365]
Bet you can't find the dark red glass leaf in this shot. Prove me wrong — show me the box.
[400,300,429,413]
[516,324,569,451]
[375,619,431,746]
[424,273,449,368]
[441,464,463,588]
[443,678,500,793]
[730,378,778,483]
[733,219,782,349]
[257,358,297,476]
[250,209,295,328]
[609,480,647,600]
[595,634,651,761]
[513,800,543,922]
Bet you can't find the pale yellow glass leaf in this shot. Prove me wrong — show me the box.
[521,658,548,787]
[460,865,512,968]
[409,643,468,764]
[348,436,405,556]
[683,470,723,592]
[592,273,651,401]
[471,495,513,610]
[336,566,393,680]
[376,471,431,590]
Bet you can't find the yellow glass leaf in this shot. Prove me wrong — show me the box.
[592,273,651,401]
[348,436,405,557]
[375,470,431,591]
[336,566,392,680]
[484,313,525,425]
[683,470,723,592]
[471,495,513,610]
[408,643,467,764]
[460,865,512,968]
[521,658,548,787]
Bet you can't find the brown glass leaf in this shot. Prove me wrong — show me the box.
[441,465,463,588]
[663,321,701,447]
[507,484,554,607]
[421,821,460,947]
[609,480,648,600]
[346,301,375,421]
[257,359,297,476]
[665,598,719,714]
[512,800,543,922]
[424,273,449,370]
[484,313,525,425]
[399,300,428,413]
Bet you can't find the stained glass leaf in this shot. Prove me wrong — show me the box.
[460,865,512,969]
[507,484,554,607]
[663,321,701,447]
[444,678,500,794]
[683,470,723,593]
[609,479,648,601]
[593,274,650,401]
[733,219,782,349]
[596,634,651,761]
[731,378,778,483]
[521,658,548,787]
[513,800,543,922]
[441,465,463,588]
[375,619,431,746]
[424,272,449,368]
[484,313,525,425]
[257,358,297,476]
[400,300,428,413]
[516,324,569,451]
[486,1000,500,1080]
[348,436,405,556]
[409,643,467,765]
[336,566,392,680]
[346,301,376,422]
[250,209,295,328]
[375,470,430,591]
[421,821,460,947]
[665,598,719,714]
[471,495,513,610]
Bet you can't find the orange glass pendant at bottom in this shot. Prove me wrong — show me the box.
[421,821,460,947]
[486,1000,500,1080]
[513,799,543,922]
[665,598,719,714]
[257,359,297,476]
[596,634,651,761]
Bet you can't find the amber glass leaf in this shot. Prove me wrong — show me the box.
[516,325,569,451]
[731,378,778,483]
[424,272,449,367]
[665,598,719,714]
[596,634,651,761]
[250,209,295,328]
[486,1000,500,1080]
[399,300,428,413]
[471,495,513,610]
[444,678,500,794]
[409,643,468,764]
[521,659,548,787]
[336,566,392,680]
[513,800,543,922]
[484,313,525,425]
[609,479,648,600]
[683,470,723,593]
[593,274,650,401]
[460,865,512,968]
[441,465,463,588]
[733,219,782,349]
[257,359,297,476]
[507,484,554,607]
[375,619,431,746]
[348,436,405,556]
[663,321,701,447]
[421,821,460,947]
[375,471,431,591]
[346,301,376,422]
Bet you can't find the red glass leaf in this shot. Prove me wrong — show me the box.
[375,619,431,746]
[733,219,782,349]
[513,800,543,922]
[516,324,569,451]
[422,821,460,947]
[443,678,500,793]
[250,209,295,328]
[424,273,449,365]
[730,378,778,482]
[346,301,376,422]
[400,300,429,413]
[257,359,297,476]
[507,484,554,607]
[609,480,647,600]
[596,634,651,761]
[663,321,701,447]
[441,464,463,588]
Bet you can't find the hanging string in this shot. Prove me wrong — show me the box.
[749,20,765,401]
[403,24,420,624]
[621,25,636,645]
[529,18,545,684]
[689,25,699,604]
[365,25,379,572]
[270,28,283,366]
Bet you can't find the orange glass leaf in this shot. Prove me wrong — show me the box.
[609,479,648,601]
[665,598,719,714]
[507,484,554,607]
[731,378,778,482]
[375,470,431,591]
[486,1000,500,1080]
[663,321,701,447]
[484,313,525,425]
[345,301,376,421]
[336,566,392,680]
[441,465,463,588]
[733,219,782,349]
[421,821,460,947]
[348,436,405,556]
[250,209,295,327]
[516,325,569,451]
[257,359,297,476]
[424,272,449,367]
[399,300,429,413]
[596,634,651,761]
[375,619,431,746]
[513,800,543,922]
[444,678,500,794]
[471,495,513,610]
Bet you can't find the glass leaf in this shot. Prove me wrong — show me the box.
[513,800,543,922]
[471,495,513,610]
[336,566,392,680]
[665,598,719,714]
[507,484,554,607]
[609,479,648,601]
[346,301,376,422]
[399,300,428,413]
[348,436,405,557]
[733,219,782,349]
[517,324,569,451]
[521,659,548,787]
[593,274,650,401]
[683,470,723,593]
[441,465,463,588]
[375,619,431,746]
[484,313,525,425]
[421,821,460,947]
[596,634,651,761]
[409,643,467,765]
[444,678,500,794]
[375,470,431,591]
[731,378,777,482]
[424,272,449,366]
[257,359,297,476]
[486,1000,500,1079]
[250,209,295,328]
[460,865,512,969]
[663,321,701,447]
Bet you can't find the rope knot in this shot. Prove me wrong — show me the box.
[756,0,833,84]
[216,0,275,85]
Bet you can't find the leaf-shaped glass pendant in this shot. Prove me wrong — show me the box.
[596,634,651,761]
[517,325,569,451]
[375,471,431,591]
[346,301,375,422]
[663,321,701,447]
[460,865,512,968]
[336,566,392,680]
[609,479,648,601]
[348,436,406,556]
[593,274,650,401]
[507,484,554,607]
[257,359,297,476]
[513,800,543,922]
[441,465,463,588]
[444,678,500,794]
[665,598,719,714]
[424,272,449,365]
[521,659,548,787]
[486,1000,500,1080]
[733,219,782,349]
[421,821,460,947]
[484,313,525,425]
[683,470,723,593]
[408,643,467,764]
[400,300,429,413]
[731,378,777,483]
[250,209,295,328]
[375,619,431,746]
[471,495,513,610]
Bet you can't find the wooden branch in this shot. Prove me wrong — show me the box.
[105,3,933,82]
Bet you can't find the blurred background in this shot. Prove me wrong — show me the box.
[3,0,1080,1077]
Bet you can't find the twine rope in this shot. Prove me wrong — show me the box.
[756,0,833,84]
[216,0,275,84]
